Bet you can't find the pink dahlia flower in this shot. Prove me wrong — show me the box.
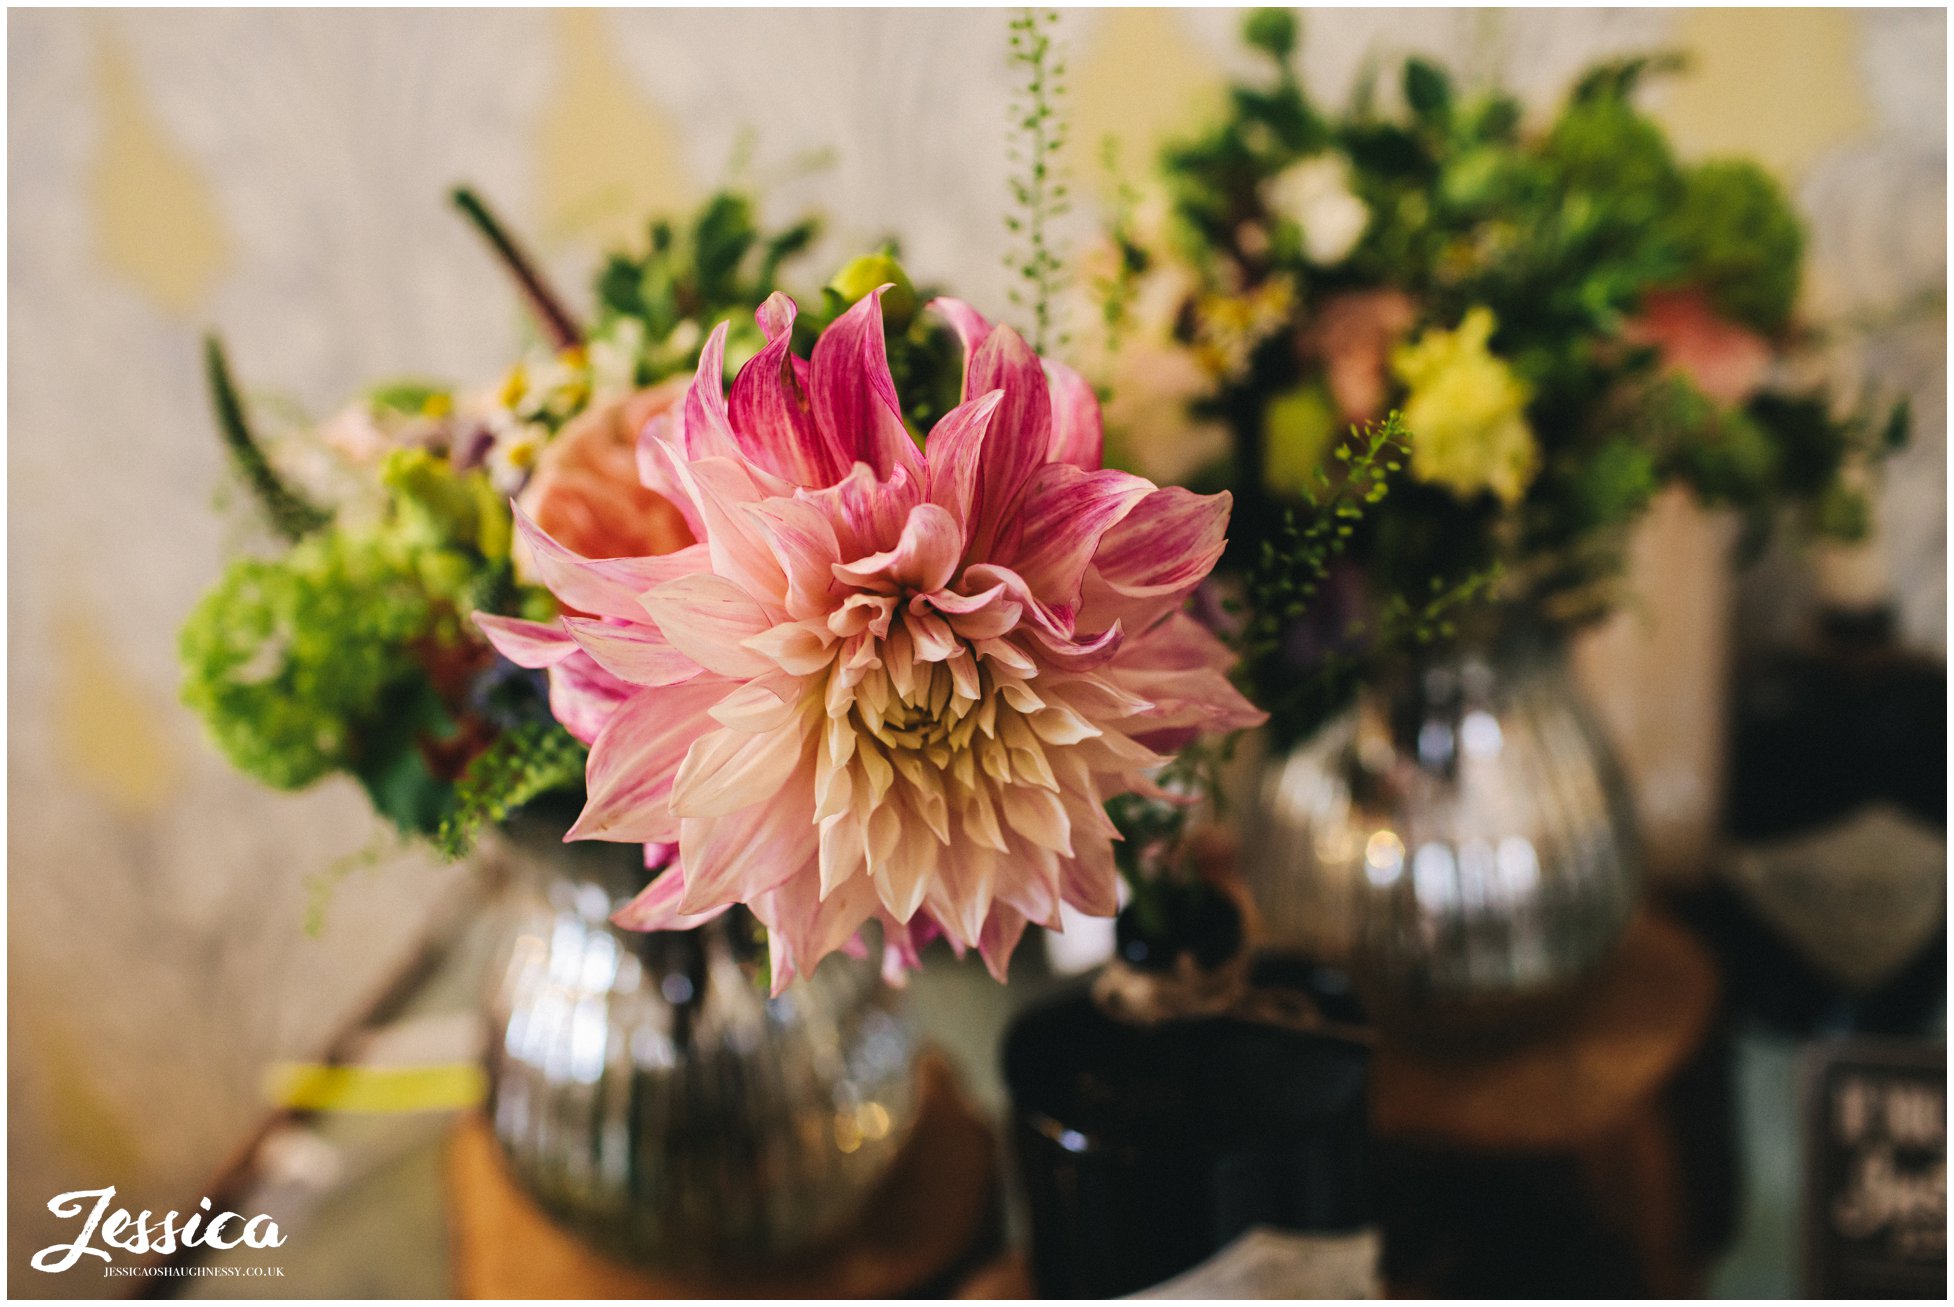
[479,290,1263,989]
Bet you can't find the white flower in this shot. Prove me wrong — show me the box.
[586,316,648,401]
[1267,154,1370,267]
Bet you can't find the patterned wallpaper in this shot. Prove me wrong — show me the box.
[7,7,1943,1289]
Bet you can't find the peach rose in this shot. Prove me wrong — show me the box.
[515,379,695,580]
[1622,288,1773,407]
[1298,289,1420,423]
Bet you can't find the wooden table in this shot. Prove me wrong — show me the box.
[445,1054,1003,1298]
[1370,911,1736,1297]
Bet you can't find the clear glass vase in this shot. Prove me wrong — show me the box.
[1247,631,1643,1040]
[482,814,920,1268]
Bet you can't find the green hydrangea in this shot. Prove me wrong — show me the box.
[179,528,444,792]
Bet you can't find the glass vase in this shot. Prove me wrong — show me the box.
[1248,630,1643,1041]
[481,814,920,1269]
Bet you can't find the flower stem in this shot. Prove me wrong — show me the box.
[449,186,582,352]
[203,334,332,542]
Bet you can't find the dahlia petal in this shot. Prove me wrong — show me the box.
[915,584,1020,642]
[680,321,742,461]
[818,810,867,898]
[549,649,639,746]
[1079,487,1232,632]
[802,461,923,559]
[742,621,837,676]
[730,292,848,487]
[959,782,1009,853]
[879,915,929,985]
[922,390,1004,536]
[929,296,994,372]
[611,864,732,932]
[637,416,706,540]
[641,573,779,678]
[1001,784,1072,856]
[752,869,880,996]
[1108,612,1268,747]
[672,721,808,819]
[513,508,708,621]
[475,613,577,669]
[1029,703,1102,747]
[673,754,818,915]
[928,842,998,949]
[1044,359,1104,469]
[962,323,1051,553]
[563,616,703,687]
[569,679,729,843]
[744,498,842,620]
[832,502,962,594]
[1010,464,1154,609]
[977,903,1029,982]
[708,676,803,733]
[997,846,1063,931]
[1058,814,1122,918]
[810,289,921,482]
[870,805,937,923]
[658,454,792,604]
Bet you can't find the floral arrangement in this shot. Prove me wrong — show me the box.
[481,284,1268,987]
[179,188,825,849]
[1092,9,1907,744]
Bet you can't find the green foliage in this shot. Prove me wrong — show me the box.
[179,528,451,796]
[204,336,332,543]
[1242,8,1298,62]
[1004,8,1071,352]
[1403,59,1453,124]
[593,189,821,382]
[179,441,525,838]
[367,379,451,417]
[1671,161,1803,332]
[381,448,513,567]
[435,722,588,861]
[1234,413,1406,689]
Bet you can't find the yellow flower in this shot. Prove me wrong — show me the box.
[1391,307,1537,504]
[1193,277,1296,381]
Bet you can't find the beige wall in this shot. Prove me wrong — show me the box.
[7,7,1943,1289]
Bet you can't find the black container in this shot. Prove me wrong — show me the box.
[1002,980,1372,1298]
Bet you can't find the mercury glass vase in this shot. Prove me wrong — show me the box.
[1247,632,1642,1040]
[482,815,920,1268]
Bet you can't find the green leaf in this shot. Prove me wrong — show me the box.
[1404,58,1452,121]
[1243,8,1298,62]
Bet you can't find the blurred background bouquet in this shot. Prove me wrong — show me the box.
[1091,9,1906,747]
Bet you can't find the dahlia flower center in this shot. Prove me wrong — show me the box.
[828,601,1046,793]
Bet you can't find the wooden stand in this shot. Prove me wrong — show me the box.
[1371,911,1733,1297]
[445,1055,1002,1299]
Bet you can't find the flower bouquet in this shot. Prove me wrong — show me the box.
[177,191,971,1267]
[1093,9,1905,747]
[1070,10,1913,1038]
[180,187,821,854]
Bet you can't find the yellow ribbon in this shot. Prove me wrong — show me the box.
[265,1062,486,1114]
